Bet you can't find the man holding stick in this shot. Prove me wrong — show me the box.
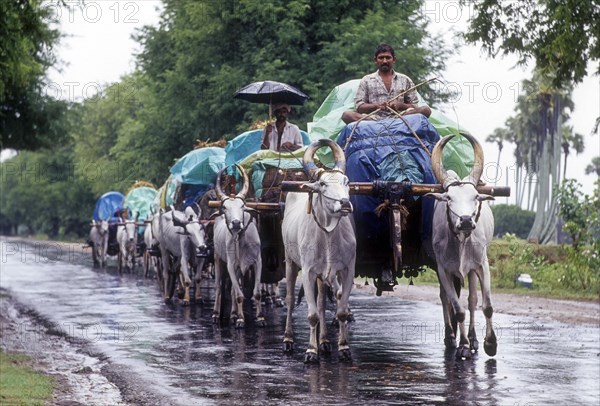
[341,43,432,124]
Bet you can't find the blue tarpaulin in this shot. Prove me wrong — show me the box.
[93,191,125,222]
[169,147,226,186]
[337,115,440,241]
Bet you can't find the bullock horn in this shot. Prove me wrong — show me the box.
[235,164,249,199]
[430,134,454,185]
[215,167,227,201]
[461,132,484,184]
[303,139,346,181]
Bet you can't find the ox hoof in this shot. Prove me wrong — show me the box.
[470,338,479,353]
[484,340,497,357]
[304,352,319,364]
[283,341,294,354]
[182,300,190,307]
[339,349,352,362]
[164,297,173,304]
[235,319,245,329]
[275,298,284,307]
[319,342,332,356]
[456,345,472,360]
[177,290,185,300]
[347,312,355,323]
[264,296,273,306]
[256,318,266,328]
[194,297,205,305]
[331,318,339,328]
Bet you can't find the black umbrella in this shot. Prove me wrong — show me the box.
[233,80,309,106]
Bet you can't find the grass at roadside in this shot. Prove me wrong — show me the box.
[0,350,54,405]
[357,235,599,301]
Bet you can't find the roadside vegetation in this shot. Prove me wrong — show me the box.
[0,350,54,405]
[415,179,600,301]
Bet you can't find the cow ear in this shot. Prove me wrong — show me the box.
[477,194,495,202]
[424,192,448,201]
[172,212,187,228]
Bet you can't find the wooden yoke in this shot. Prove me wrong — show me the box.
[281,181,511,197]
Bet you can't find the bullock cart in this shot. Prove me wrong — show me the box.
[281,117,510,296]
[123,182,158,274]
[89,191,126,267]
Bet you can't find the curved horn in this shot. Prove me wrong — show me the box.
[303,139,346,181]
[215,167,227,201]
[460,132,484,184]
[235,164,249,199]
[430,134,455,184]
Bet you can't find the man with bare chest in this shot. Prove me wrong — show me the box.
[342,43,431,124]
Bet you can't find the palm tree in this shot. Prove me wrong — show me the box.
[585,157,600,177]
[485,127,510,186]
[561,125,585,179]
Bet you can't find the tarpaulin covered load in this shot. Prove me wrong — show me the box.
[308,79,475,179]
[93,191,125,222]
[250,158,307,199]
[166,147,227,209]
[224,129,311,167]
[124,186,157,221]
[169,147,226,185]
[337,115,440,241]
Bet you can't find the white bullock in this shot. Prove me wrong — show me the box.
[157,206,208,305]
[89,219,109,267]
[212,165,264,328]
[116,218,138,273]
[426,132,497,359]
[143,214,162,279]
[282,139,356,364]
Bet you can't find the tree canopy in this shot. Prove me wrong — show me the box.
[1,0,454,238]
[0,0,68,150]
[464,0,599,88]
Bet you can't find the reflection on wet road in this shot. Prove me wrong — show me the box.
[1,240,599,405]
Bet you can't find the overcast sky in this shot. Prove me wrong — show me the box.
[43,0,599,201]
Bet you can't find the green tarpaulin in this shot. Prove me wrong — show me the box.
[124,186,157,220]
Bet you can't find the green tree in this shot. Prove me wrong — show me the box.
[585,156,600,177]
[491,204,535,239]
[0,147,95,238]
[134,0,452,153]
[0,0,69,150]
[463,0,599,88]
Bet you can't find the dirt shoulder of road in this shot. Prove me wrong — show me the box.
[353,281,600,325]
[0,289,178,406]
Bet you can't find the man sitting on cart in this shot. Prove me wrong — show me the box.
[342,43,432,124]
[261,102,303,152]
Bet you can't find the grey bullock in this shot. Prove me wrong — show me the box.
[212,165,264,328]
[157,206,208,305]
[116,218,138,273]
[282,139,355,364]
[89,219,109,267]
[426,133,497,359]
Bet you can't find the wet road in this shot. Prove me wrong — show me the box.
[1,240,599,405]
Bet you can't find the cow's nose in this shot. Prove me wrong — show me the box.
[458,215,475,231]
[340,198,353,213]
[231,219,241,230]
